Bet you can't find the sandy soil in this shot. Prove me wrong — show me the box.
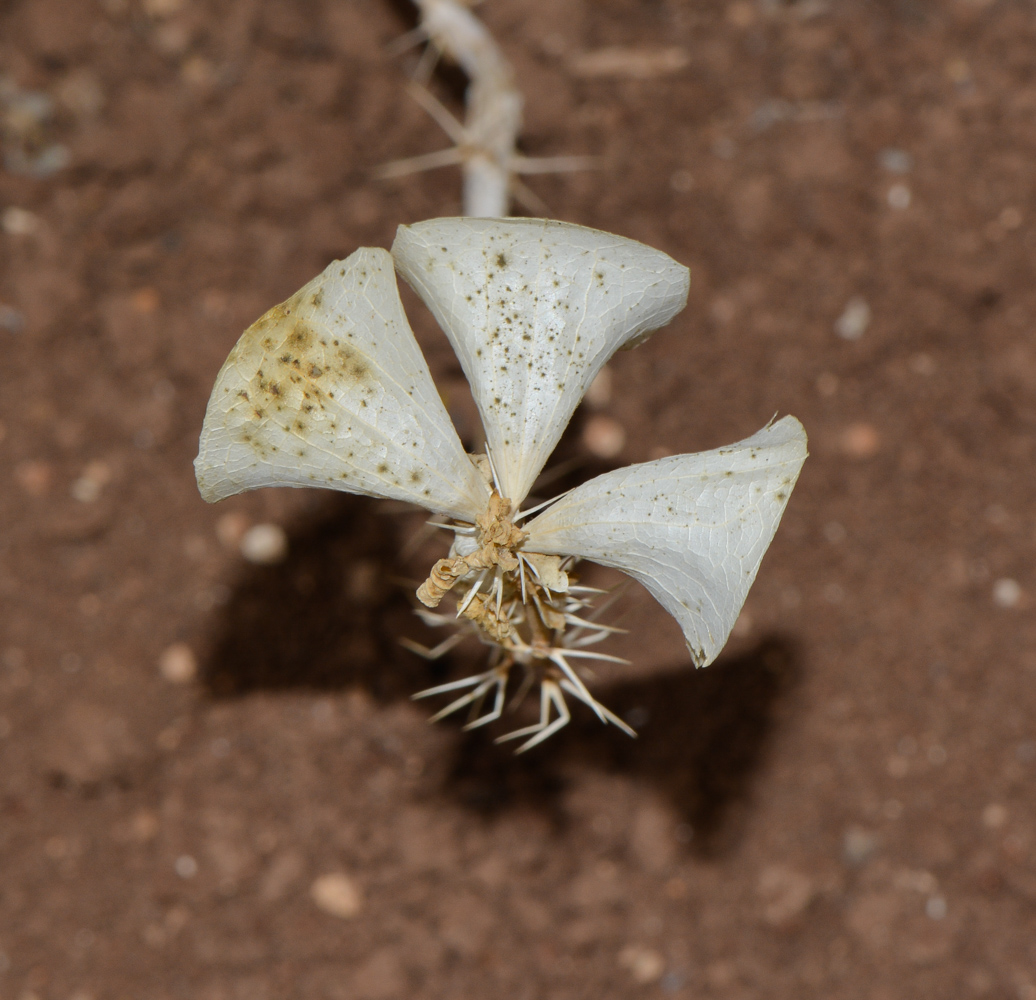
[1,0,1035,997]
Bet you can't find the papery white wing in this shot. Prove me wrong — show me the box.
[523,417,807,667]
[195,248,490,521]
[391,217,689,507]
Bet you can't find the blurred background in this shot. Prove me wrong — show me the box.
[1,0,1035,996]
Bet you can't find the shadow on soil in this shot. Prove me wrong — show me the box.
[444,638,799,855]
[203,492,801,856]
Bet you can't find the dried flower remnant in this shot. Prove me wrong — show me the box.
[195,218,807,750]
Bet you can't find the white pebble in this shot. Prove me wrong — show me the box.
[311,873,363,919]
[159,642,197,684]
[878,148,913,174]
[992,577,1021,608]
[0,304,24,334]
[982,803,1008,829]
[70,460,112,503]
[240,523,288,565]
[823,521,846,544]
[925,895,947,920]
[618,944,665,984]
[887,183,911,209]
[1,206,39,235]
[71,477,101,503]
[834,296,871,340]
[584,366,613,407]
[843,826,878,866]
[582,414,626,459]
[175,855,198,879]
[215,512,250,549]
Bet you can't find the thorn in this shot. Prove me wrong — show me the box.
[511,153,602,175]
[405,81,468,145]
[559,648,632,665]
[549,651,605,723]
[456,568,488,616]
[558,679,636,738]
[375,146,466,180]
[514,488,571,521]
[514,682,571,753]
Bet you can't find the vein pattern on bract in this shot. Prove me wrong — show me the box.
[194,247,489,521]
[392,217,690,506]
[523,417,808,667]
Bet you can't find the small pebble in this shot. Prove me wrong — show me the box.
[710,296,736,324]
[944,57,971,84]
[839,422,880,459]
[823,521,846,544]
[0,305,24,334]
[843,826,878,866]
[215,511,250,549]
[669,169,694,193]
[999,206,1023,230]
[240,523,288,565]
[14,459,53,496]
[834,296,871,340]
[1,206,39,235]
[618,945,665,984]
[992,578,1021,608]
[174,855,198,879]
[726,0,757,28]
[816,371,839,397]
[159,642,197,684]
[822,582,845,604]
[730,608,752,638]
[926,743,947,765]
[982,803,1008,829]
[54,69,105,118]
[142,0,184,16]
[131,810,160,842]
[757,865,814,927]
[985,503,1007,526]
[132,287,160,315]
[925,895,947,920]
[713,137,736,160]
[70,461,112,503]
[583,414,625,459]
[894,868,937,894]
[584,366,613,407]
[887,183,911,210]
[878,148,913,174]
[182,56,217,88]
[310,873,363,919]
[346,560,379,603]
[909,352,936,375]
[182,535,208,561]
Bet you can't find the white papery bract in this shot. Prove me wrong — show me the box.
[523,417,807,668]
[392,218,690,506]
[195,218,807,750]
[195,247,489,521]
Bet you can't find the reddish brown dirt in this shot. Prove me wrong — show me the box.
[2,0,1035,997]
